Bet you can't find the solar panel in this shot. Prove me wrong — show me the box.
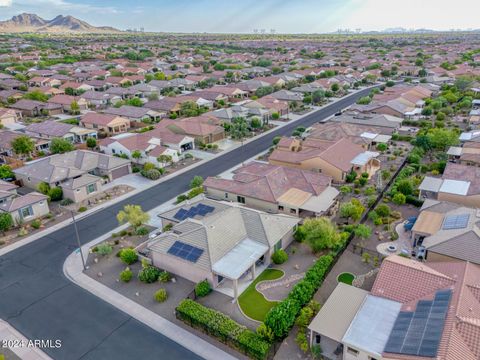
[442,214,470,230]
[172,203,216,222]
[173,208,188,221]
[384,289,451,358]
[167,241,204,263]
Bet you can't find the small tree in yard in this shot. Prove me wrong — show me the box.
[0,165,14,180]
[117,205,150,230]
[354,224,372,240]
[301,217,340,253]
[190,175,203,189]
[0,212,14,234]
[131,150,142,162]
[47,187,63,201]
[86,137,97,149]
[50,138,74,154]
[11,135,35,157]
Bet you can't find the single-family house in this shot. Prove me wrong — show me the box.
[80,112,130,136]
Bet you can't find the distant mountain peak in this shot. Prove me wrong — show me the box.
[0,13,120,33]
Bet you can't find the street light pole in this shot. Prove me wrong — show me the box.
[70,209,87,271]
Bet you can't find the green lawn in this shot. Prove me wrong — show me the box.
[337,272,355,285]
[238,268,284,322]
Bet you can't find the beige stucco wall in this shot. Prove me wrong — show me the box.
[437,192,480,208]
[62,179,103,203]
[11,200,50,224]
[426,251,464,263]
[270,156,345,182]
[150,251,216,285]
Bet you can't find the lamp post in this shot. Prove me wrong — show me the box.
[60,205,87,271]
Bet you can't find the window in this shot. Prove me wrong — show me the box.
[278,205,284,211]
[368,357,378,360]
[21,206,33,218]
[225,193,228,199]
[347,347,359,356]
[237,196,246,204]
[290,208,296,214]
[274,239,282,252]
[87,183,96,194]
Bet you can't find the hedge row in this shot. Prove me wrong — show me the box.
[264,255,334,338]
[176,299,271,360]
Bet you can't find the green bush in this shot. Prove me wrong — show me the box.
[143,162,156,171]
[143,169,161,180]
[176,299,271,360]
[392,193,406,205]
[31,219,41,229]
[264,255,333,339]
[135,227,149,236]
[376,204,390,217]
[120,267,133,282]
[271,249,288,264]
[120,248,138,265]
[47,187,63,201]
[195,280,212,297]
[187,186,204,199]
[59,198,74,206]
[97,243,113,256]
[158,271,171,283]
[406,195,424,207]
[154,288,168,303]
[176,194,188,203]
[138,265,161,283]
[78,206,87,212]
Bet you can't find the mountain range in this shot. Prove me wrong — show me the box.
[0,13,120,33]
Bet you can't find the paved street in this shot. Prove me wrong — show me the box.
[0,87,373,360]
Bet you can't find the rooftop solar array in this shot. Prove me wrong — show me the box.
[442,214,470,230]
[173,203,215,221]
[167,241,204,263]
[384,289,451,357]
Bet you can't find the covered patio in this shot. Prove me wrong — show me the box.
[212,238,269,300]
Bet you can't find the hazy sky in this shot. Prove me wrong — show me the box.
[0,0,479,33]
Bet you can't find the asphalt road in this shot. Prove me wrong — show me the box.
[0,87,374,360]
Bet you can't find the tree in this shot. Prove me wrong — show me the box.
[190,175,204,189]
[300,217,341,253]
[250,117,262,129]
[117,205,150,230]
[23,90,48,102]
[70,101,80,114]
[396,179,413,196]
[131,150,143,161]
[354,224,372,240]
[339,199,365,221]
[229,117,250,140]
[311,90,325,104]
[126,97,143,107]
[0,165,14,180]
[86,137,97,149]
[11,136,35,157]
[0,212,14,234]
[120,248,138,265]
[330,83,340,92]
[427,128,459,151]
[50,138,75,154]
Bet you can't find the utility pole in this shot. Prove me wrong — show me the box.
[60,205,87,271]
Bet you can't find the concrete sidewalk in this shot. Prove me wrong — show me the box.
[0,320,52,360]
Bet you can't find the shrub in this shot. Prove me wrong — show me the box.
[120,267,133,282]
[143,162,156,171]
[0,212,14,233]
[97,243,113,256]
[392,193,406,205]
[135,227,149,236]
[190,175,204,189]
[59,198,74,206]
[154,288,168,303]
[176,194,188,203]
[256,323,274,343]
[345,170,357,182]
[37,182,50,195]
[272,136,281,145]
[47,187,63,201]
[406,195,424,207]
[265,255,333,339]
[187,186,204,199]
[138,265,161,283]
[295,331,309,353]
[31,219,41,229]
[158,271,171,283]
[120,248,138,265]
[143,169,161,180]
[271,249,288,264]
[176,299,271,360]
[78,206,87,212]
[376,143,388,152]
[376,204,391,217]
[195,280,212,297]
[340,185,352,194]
